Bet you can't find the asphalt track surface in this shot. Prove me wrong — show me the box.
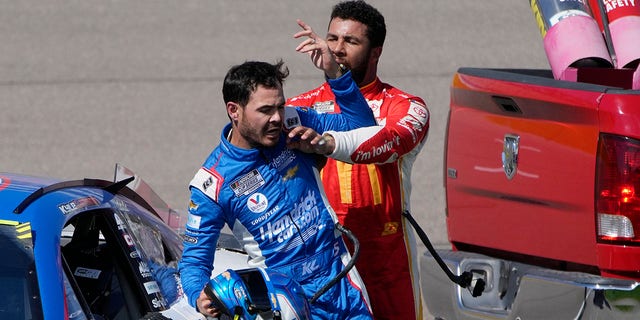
[1,1,548,317]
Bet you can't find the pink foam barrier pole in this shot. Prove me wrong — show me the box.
[589,0,640,69]
[543,14,613,80]
[609,15,640,69]
[530,0,613,80]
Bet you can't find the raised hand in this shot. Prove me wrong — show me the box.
[293,19,341,78]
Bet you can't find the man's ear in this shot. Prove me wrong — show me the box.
[370,46,383,63]
[227,102,239,121]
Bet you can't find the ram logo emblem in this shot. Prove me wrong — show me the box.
[502,134,520,180]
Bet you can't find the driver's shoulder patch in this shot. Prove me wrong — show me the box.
[190,167,223,202]
[284,106,301,130]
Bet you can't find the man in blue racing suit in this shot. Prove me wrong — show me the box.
[179,28,375,319]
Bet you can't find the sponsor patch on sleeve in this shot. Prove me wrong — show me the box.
[186,213,201,229]
[284,107,301,130]
[408,100,429,125]
[312,100,336,114]
[190,167,223,202]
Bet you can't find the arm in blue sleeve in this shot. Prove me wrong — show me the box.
[296,71,376,132]
[148,260,180,304]
[178,188,224,308]
[326,71,376,128]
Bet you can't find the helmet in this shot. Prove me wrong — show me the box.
[252,268,310,320]
[205,268,311,320]
[205,269,256,319]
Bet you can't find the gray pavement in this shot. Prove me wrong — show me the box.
[1,1,548,316]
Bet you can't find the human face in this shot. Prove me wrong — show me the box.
[326,17,381,86]
[228,84,285,149]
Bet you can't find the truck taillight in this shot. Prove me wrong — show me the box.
[596,134,640,243]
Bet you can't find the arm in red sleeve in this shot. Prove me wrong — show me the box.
[326,98,429,164]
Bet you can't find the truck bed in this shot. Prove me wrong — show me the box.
[445,67,640,277]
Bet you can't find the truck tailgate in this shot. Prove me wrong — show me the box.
[446,68,606,267]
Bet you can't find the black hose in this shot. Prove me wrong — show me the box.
[309,222,360,304]
[402,210,484,297]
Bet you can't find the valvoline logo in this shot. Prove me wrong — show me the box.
[247,193,268,213]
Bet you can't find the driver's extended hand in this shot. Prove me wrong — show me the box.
[197,288,221,318]
[286,126,335,156]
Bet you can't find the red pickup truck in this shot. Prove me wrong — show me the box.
[420,65,640,319]
[419,2,640,319]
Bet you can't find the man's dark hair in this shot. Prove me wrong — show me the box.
[222,60,289,106]
[330,0,386,48]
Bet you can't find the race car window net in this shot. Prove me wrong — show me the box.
[596,133,640,244]
[0,222,43,319]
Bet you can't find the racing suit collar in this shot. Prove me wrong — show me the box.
[359,77,382,95]
[220,123,263,161]
[322,77,381,96]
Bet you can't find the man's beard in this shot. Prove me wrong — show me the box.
[239,122,280,148]
[350,67,366,85]
[348,54,371,85]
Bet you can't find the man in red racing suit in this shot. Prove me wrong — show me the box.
[288,3,429,318]
[289,78,429,320]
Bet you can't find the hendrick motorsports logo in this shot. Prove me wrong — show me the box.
[502,134,520,180]
[259,190,320,244]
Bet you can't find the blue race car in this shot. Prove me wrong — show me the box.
[0,165,209,320]
[0,164,349,320]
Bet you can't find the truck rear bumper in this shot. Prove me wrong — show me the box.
[597,243,640,277]
[421,250,640,320]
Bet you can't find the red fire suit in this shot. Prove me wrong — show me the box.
[287,78,429,320]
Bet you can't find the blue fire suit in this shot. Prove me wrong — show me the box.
[179,72,375,319]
